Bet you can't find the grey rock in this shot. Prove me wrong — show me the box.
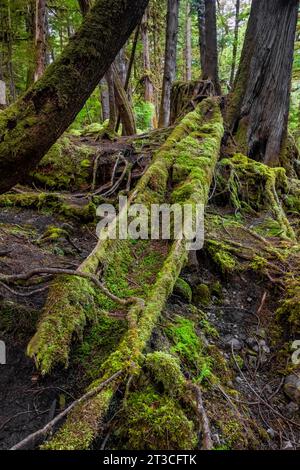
[282,440,293,450]
[225,337,243,351]
[284,374,300,404]
[267,428,275,439]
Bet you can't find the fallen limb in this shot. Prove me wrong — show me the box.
[38,98,224,450]
[10,371,123,451]
[0,267,143,306]
[189,383,213,450]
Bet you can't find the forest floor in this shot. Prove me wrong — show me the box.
[0,122,300,450]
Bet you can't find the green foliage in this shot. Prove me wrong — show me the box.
[134,101,155,132]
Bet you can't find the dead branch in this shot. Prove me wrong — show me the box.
[189,383,213,450]
[0,267,143,306]
[10,371,123,450]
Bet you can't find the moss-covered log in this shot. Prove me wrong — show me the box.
[0,0,149,194]
[28,98,224,449]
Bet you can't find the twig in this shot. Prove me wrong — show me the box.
[0,268,144,306]
[10,371,123,450]
[188,383,213,450]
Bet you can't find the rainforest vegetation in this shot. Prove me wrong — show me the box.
[0,0,300,453]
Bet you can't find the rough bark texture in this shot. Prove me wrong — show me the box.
[229,0,240,88]
[184,0,192,82]
[112,64,136,136]
[202,0,221,95]
[106,67,117,133]
[34,0,47,82]
[99,78,109,122]
[141,10,156,128]
[158,0,180,128]
[78,0,91,16]
[197,0,206,74]
[226,0,299,166]
[0,80,6,109]
[0,0,149,194]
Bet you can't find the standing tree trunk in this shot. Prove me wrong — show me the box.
[112,64,136,135]
[184,0,192,81]
[158,0,180,128]
[100,78,110,122]
[34,0,47,82]
[0,49,6,109]
[78,0,91,16]
[196,0,206,74]
[0,0,149,194]
[226,0,299,166]
[141,9,156,128]
[6,0,16,102]
[202,0,221,95]
[106,67,117,133]
[229,0,240,89]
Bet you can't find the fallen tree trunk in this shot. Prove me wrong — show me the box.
[26,97,223,449]
[0,0,149,194]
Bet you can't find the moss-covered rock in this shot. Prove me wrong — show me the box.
[174,278,192,303]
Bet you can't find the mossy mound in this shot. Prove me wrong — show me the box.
[120,386,197,450]
[30,136,94,190]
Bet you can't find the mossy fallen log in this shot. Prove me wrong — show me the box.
[26,97,224,449]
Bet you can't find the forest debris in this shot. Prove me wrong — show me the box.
[10,371,122,450]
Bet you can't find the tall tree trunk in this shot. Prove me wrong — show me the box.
[184,0,192,81]
[25,0,35,88]
[112,64,136,135]
[158,0,180,128]
[100,78,110,122]
[34,0,47,82]
[106,67,117,133]
[141,9,156,128]
[0,49,6,110]
[226,0,299,166]
[6,0,16,102]
[202,0,221,95]
[78,0,91,16]
[229,0,240,89]
[0,0,149,194]
[197,0,206,74]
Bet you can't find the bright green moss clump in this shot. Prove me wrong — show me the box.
[145,352,185,396]
[122,386,197,450]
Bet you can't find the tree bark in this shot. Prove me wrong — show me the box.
[0,80,6,110]
[0,0,149,194]
[34,0,47,82]
[158,0,180,128]
[141,9,156,128]
[202,0,221,95]
[184,0,192,81]
[226,0,299,166]
[197,0,206,74]
[229,0,240,89]
[112,64,136,135]
[78,0,91,16]
[99,78,110,122]
[106,67,117,133]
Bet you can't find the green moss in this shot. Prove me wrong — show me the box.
[145,352,185,396]
[206,240,237,273]
[0,192,96,223]
[31,137,93,190]
[174,278,192,303]
[277,279,300,333]
[120,386,197,450]
[216,154,295,240]
[193,283,211,306]
[73,314,126,381]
